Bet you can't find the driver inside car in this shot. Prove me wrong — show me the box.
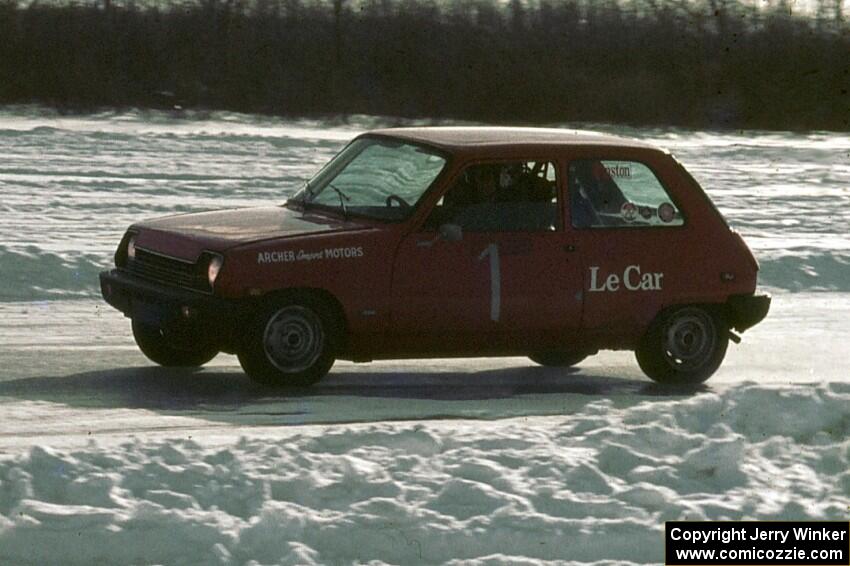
[441,165,505,231]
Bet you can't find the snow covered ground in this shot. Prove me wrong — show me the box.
[0,108,848,564]
[1,382,848,565]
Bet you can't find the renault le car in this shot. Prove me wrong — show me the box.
[100,128,770,386]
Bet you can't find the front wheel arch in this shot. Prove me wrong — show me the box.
[247,288,349,352]
[237,290,346,387]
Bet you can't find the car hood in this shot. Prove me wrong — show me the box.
[132,206,371,261]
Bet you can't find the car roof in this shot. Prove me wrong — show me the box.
[365,126,659,153]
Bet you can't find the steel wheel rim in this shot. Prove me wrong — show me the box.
[263,306,324,373]
[662,309,716,371]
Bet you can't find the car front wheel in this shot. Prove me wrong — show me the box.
[635,306,728,385]
[132,320,219,367]
[238,298,337,387]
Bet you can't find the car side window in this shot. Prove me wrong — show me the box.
[569,160,684,228]
[427,161,559,232]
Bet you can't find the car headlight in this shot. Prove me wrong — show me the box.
[115,230,138,268]
[206,254,224,288]
[127,234,137,260]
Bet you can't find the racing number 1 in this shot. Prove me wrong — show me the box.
[478,244,500,322]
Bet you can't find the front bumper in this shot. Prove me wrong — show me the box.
[726,292,771,332]
[100,270,244,345]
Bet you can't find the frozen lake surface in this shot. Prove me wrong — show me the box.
[0,107,847,564]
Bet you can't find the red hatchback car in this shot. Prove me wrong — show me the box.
[100,128,770,386]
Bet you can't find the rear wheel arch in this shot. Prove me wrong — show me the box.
[636,302,730,385]
[650,300,729,329]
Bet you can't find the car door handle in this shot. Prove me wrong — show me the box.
[564,244,576,252]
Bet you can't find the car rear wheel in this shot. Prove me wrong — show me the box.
[529,351,588,368]
[635,306,728,385]
[238,297,337,387]
[132,320,219,367]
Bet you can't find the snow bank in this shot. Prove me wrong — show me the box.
[1,383,848,565]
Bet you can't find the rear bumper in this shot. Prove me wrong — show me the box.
[726,292,771,332]
[100,269,244,346]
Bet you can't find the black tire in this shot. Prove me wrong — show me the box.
[529,351,589,367]
[635,306,728,385]
[237,296,338,387]
[132,320,219,367]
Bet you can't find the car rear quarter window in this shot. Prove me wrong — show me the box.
[569,159,684,229]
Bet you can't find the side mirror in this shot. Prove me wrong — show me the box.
[438,223,463,242]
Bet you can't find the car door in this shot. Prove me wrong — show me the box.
[389,159,584,354]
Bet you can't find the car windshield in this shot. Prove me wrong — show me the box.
[290,137,447,221]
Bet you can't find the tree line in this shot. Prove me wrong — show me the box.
[0,0,846,130]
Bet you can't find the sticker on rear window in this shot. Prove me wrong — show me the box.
[658,202,675,223]
[620,202,638,222]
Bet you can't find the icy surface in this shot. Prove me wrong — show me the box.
[1,106,849,300]
[0,384,847,565]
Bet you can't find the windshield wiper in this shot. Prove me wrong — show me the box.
[328,183,351,219]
